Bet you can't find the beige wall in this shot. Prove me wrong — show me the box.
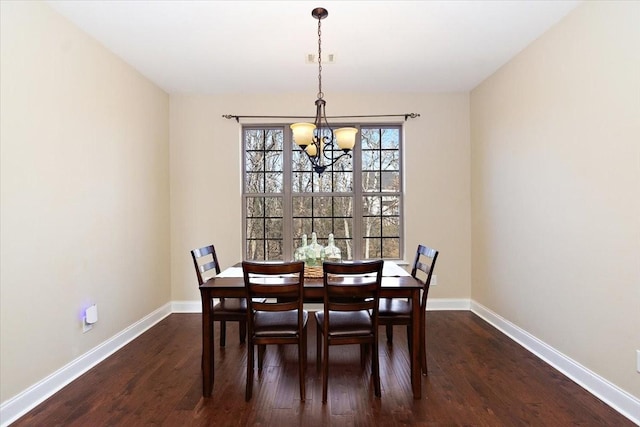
[471,0,640,398]
[0,1,170,402]
[170,93,471,301]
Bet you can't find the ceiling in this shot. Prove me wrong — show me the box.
[46,0,580,95]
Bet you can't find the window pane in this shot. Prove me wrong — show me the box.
[266,240,283,260]
[380,150,399,171]
[246,151,265,172]
[246,219,264,239]
[361,129,381,149]
[264,197,283,217]
[363,196,381,215]
[382,196,400,216]
[313,197,332,217]
[264,129,283,151]
[292,171,313,193]
[246,197,264,217]
[381,171,400,192]
[362,150,380,170]
[332,217,353,239]
[362,172,380,192]
[246,240,264,260]
[313,219,333,237]
[363,217,381,237]
[382,217,399,237]
[264,151,283,172]
[245,172,264,193]
[332,171,352,192]
[264,172,283,193]
[265,219,282,239]
[315,174,332,192]
[332,197,352,217]
[245,130,264,150]
[293,218,313,238]
[362,238,381,259]
[380,129,399,149]
[382,238,400,258]
[292,196,312,216]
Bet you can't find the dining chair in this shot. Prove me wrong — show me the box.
[378,244,438,375]
[242,260,308,402]
[315,260,384,403]
[191,244,247,347]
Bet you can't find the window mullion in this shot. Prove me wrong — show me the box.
[352,125,363,260]
[282,127,293,260]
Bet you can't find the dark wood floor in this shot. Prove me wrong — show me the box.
[13,311,631,426]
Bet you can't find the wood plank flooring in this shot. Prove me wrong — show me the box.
[12,311,632,426]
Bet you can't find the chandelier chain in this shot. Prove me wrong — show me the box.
[317,17,323,100]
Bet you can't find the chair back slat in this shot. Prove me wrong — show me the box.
[199,261,217,274]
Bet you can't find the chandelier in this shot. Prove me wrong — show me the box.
[290,7,357,175]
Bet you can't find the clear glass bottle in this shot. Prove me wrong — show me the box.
[323,233,342,262]
[305,232,324,266]
[294,234,308,261]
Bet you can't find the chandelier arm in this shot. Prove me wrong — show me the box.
[303,145,351,175]
[324,149,351,165]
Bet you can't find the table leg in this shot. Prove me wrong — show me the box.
[411,289,422,399]
[201,289,214,397]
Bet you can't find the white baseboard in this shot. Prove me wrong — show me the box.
[471,301,640,425]
[426,298,470,311]
[0,303,172,427]
[171,300,202,313]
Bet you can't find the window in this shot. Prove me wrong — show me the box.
[243,124,403,261]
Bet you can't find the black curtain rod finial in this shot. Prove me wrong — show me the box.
[222,114,240,122]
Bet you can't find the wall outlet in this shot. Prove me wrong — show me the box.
[82,316,93,333]
[637,350,640,373]
[430,275,438,286]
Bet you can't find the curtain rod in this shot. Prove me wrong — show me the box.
[222,113,420,123]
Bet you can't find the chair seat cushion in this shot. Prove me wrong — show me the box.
[254,310,308,336]
[213,297,247,313]
[379,298,411,317]
[315,310,373,337]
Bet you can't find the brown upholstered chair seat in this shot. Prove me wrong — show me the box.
[315,310,373,337]
[254,310,308,337]
[213,297,247,312]
[378,297,411,317]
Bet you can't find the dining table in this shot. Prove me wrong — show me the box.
[199,261,424,399]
